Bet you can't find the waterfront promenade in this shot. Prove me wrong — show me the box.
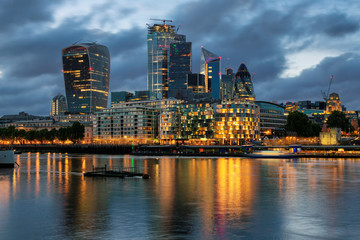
[2,144,360,158]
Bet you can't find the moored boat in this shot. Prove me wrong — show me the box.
[246,150,298,158]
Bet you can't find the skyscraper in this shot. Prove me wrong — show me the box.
[147,23,186,99]
[62,42,110,114]
[221,68,234,100]
[233,63,255,100]
[200,47,221,100]
[168,42,192,98]
[50,94,67,116]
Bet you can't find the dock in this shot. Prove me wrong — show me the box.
[84,165,149,179]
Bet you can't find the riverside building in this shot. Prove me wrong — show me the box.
[255,101,286,137]
[93,99,181,144]
[160,100,260,145]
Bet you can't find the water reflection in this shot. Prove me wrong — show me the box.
[0,154,360,239]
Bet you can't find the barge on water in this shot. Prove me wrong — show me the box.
[84,165,149,179]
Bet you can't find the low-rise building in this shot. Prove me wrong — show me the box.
[255,101,286,137]
[320,128,341,145]
[94,99,181,144]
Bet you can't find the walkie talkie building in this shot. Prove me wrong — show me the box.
[62,43,110,113]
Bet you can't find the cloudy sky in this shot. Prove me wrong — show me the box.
[1,0,360,116]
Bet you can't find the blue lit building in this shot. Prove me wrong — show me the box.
[200,47,221,100]
[168,42,192,98]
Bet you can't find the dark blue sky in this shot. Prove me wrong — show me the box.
[1,0,359,116]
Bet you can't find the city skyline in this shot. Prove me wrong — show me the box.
[0,0,360,116]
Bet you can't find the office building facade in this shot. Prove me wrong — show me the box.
[50,94,67,116]
[147,23,186,99]
[168,42,192,98]
[111,91,134,107]
[62,43,110,114]
[255,101,286,137]
[221,68,234,100]
[233,63,255,100]
[160,100,260,145]
[200,47,221,100]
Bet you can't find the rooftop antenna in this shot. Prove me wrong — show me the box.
[72,39,82,45]
[149,18,173,25]
[252,72,256,81]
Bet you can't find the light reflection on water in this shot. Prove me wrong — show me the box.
[0,154,360,239]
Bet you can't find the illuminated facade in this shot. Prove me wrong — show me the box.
[213,100,260,144]
[50,94,67,116]
[147,23,186,99]
[255,101,286,137]
[168,42,192,98]
[326,92,342,113]
[187,73,206,94]
[233,63,255,100]
[95,99,182,144]
[62,43,110,114]
[160,100,260,145]
[200,47,221,100]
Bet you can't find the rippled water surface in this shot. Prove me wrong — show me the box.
[1,153,360,239]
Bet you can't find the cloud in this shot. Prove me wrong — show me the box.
[0,0,58,31]
[255,53,360,110]
[309,12,359,37]
[0,0,360,117]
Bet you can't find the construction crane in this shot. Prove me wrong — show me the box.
[321,75,334,103]
[149,18,173,25]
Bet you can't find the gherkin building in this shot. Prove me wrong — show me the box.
[233,63,255,100]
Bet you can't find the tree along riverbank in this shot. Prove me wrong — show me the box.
[2,144,133,154]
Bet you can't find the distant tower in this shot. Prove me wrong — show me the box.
[147,22,186,99]
[233,63,255,100]
[221,68,234,100]
[62,42,110,114]
[50,94,67,116]
[168,42,192,98]
[200,47,221,100]
[326,92,342,113]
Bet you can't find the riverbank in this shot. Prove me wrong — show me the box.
[1,144,132,154]
[3,144,360,158]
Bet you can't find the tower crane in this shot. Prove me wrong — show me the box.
[149,18,173,25]
[321,75,334,103]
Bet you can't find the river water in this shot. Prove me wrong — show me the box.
[0,153,360,239]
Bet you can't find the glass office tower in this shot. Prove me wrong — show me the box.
[168,42,192,98]
[62,43,110,113]
[147,23,186,99]
[200,47,221,100]
[221,68,234,100]
[233,63,255,100]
